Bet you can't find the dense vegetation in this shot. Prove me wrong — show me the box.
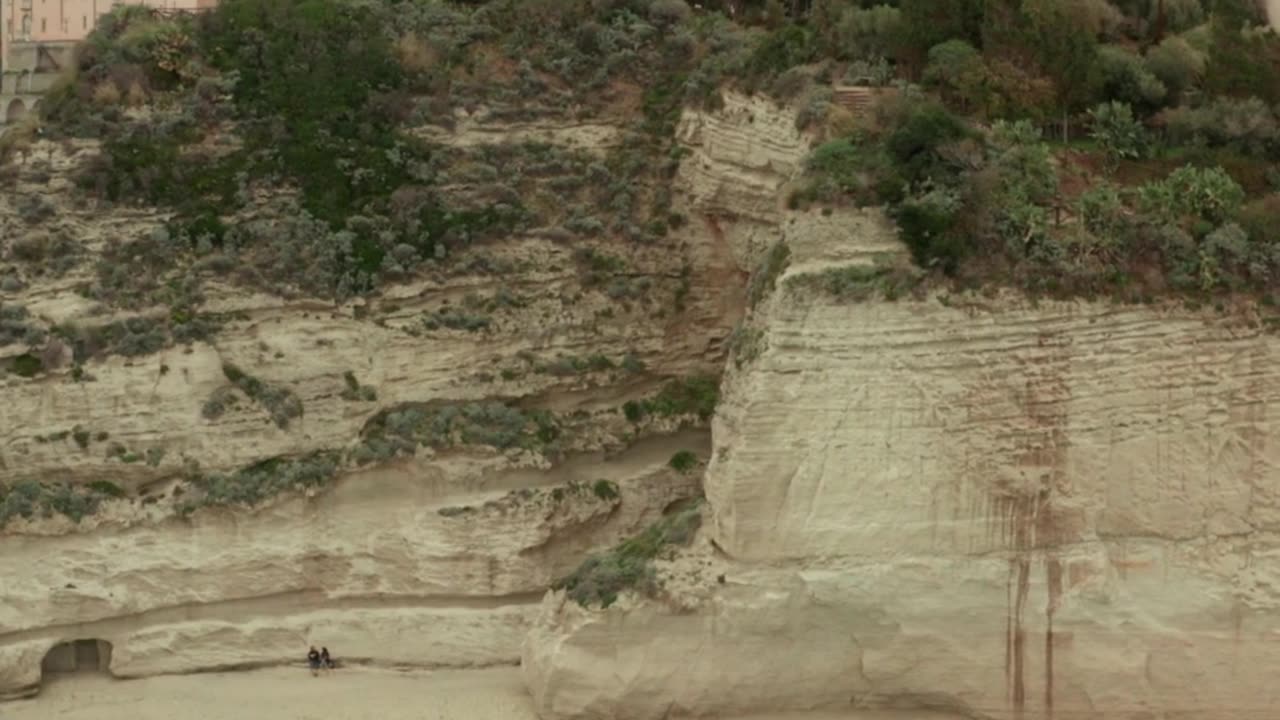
[22,0,1278,309]
[4,0,1280,523]
[783,0,1280,301]
[33,0,777,303]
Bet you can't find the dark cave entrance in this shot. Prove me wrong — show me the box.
[41,639,113,675]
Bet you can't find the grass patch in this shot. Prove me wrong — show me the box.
[786,263,925,302]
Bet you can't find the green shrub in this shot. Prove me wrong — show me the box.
[1089,101,1150,168]
[893,185,965,273]
[0,481,42,525]
[184,452,340,511]
[9,353,42,378]
[0,302,46,348]
[593,479,620,500]
[361,401,561,459]
[669,450,698,473]
[640,375,720,421]
[1077,183,1128,238]
[795,85,833,130]
[553,502,702,608]
[1161,97,1279,156]
[1144,36,1205,98]
[87,481,126,498]
[885,101,970,188]
[0,480,118,527]
[832,4,902,62]
[44,483,102,523]
[221,363,303,429]
[924,40,988,111]
[430,309,492,332]
[799,138,883,205]
[622,400,646,423]
[1139,165,1245,229]
[1096,46,1167,112]
[745,25,817,85]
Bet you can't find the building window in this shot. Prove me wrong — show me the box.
[83,16,88,29]
[41,18,47,32]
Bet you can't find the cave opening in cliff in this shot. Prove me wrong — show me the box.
[41,639,113,677]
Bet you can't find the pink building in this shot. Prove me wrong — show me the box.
[2,0,215,122]
[2,0,216,73]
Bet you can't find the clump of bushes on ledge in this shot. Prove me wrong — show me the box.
[178,452,340,514]
[354,401,561,464]
[553,502,703,609]
[221,363,304,429]
[622,375,720,424]
[0,480,121,528]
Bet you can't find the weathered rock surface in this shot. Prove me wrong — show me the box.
[0,92,764,697]
[522,182,1280,718]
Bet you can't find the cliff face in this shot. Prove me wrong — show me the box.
[0,90,805,699]
[9,53,1280,720]
[522,110,1280,719]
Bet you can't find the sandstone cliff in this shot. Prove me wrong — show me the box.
[522,111,1280,720]
[0,88,807,701]
[6,15,1278,719]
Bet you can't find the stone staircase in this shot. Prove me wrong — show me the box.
[830,85,894,118]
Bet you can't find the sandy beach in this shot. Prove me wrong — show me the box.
[2,666,962,720]
[5,667,537,720]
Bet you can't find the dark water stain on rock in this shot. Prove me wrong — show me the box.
[1045,557,1063,719]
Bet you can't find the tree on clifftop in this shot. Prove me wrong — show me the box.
[985,0,1102,139]
[1204,0,1280,102]
[897,0,986,70]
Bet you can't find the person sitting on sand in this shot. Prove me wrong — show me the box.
[307,646,322,677]
[320,647,335,672]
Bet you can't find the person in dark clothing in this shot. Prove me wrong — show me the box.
[320,647,335,671]
[307,646,322,676]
